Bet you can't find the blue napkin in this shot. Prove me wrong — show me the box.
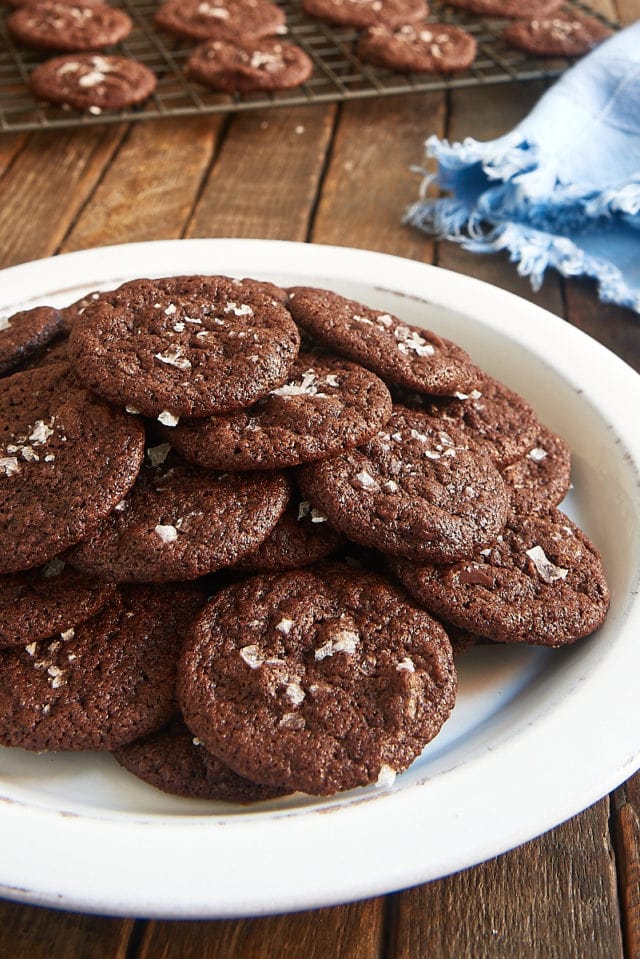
[405,22,640,312]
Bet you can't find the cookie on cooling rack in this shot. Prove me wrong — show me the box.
[356,23,477,73]
[155,0,285,42]
[503,14,612,56]
[29,54,157,113]
[302,0,428,28]
[186,38,314,93]
[444,0,562,18]
[7,1,132,52]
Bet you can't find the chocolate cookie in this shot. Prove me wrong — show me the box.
[424,374,541,468]
[237,496,343,571]
[288,287,479,396]
[186,38,313,94]
[297,406,509,563]
[0,363,145,574]
[0,585,204,751]
[503,14,612,56]
[444,0,561,17]
[357,23,477,74]
[29,54,157,112]
[155,0,285,42]
[178,564,456,795]
[393,509,610,647]
[68,275,301,419]
[165,352,392,470]
[7,2,132,52]
[66,445,290,582]
[501,425,571,514]
[0,558,115,649]
[302,0,427,29]
[0,305,65,376]
[113,716,288,802]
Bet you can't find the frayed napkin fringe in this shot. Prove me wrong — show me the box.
[405,200,640,312]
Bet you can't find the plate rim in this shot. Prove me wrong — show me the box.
[1,237,640,919]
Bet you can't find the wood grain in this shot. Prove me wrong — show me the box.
[61,118,221,252]
[0,134,25,180]
[0,901,133,959]
[388,802,623,959]
[140,901,384,959]
[614,773,640,959]
[186,105,336,242]
[0,126,125,269]
[311,93,442,262]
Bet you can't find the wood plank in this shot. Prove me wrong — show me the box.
[0,126,125,269]
[613,0,640,23]
[0,901,133,959]
[388,801,623,959]
[564,280,640,372]
[311,93,443,262]
[0,133,25,179]
[61,118,221,252]
[140,901,384,959]
[613,773,640,959]
[186,104,335,241]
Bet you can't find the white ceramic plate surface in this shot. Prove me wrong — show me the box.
[1,239,639,919]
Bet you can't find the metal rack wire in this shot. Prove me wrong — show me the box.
[0,0,618,132]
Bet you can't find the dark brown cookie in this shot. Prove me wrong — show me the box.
[236,496,343,571]
[501,425,571,513]
[7,2,132,52]
[288,286,480,396]
[29,54,157,113]
[445,0,561,16]
[0,558,115,650]
[0,585,204,751]
[356,23,476,74]
[178,564,456,795]
[186,38,313,94]
[164,352,392,470]
[393,509,610,647]
[297,406,509,563]
[68,275,301,420]
[113,716,288,802]
[302,0,427,29]
[0,305,65,376]
[503,14,612,56]
[424,374,541,468]
[0,363,145,574]
[155,0,285,42]
[66,445,290,582]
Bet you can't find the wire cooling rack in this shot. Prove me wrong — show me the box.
[0,0,618,132]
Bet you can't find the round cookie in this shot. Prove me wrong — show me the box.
[155,0,285,42]
[0,305,65,376]
[7,2,132,52]
[501,425,571,514]
[356,23,477,74]
[0,363,145,574]
[297,406,509,563]
[0,558,115,649]
[0,585,205,752]
[178,564,457,796]
[503,14,612,57]
[236,496,343,571]
[164,352,392,470]
[65,444,291,582]
[444,0,562,17]
[393,508,610,647]
[423,374,541,468]
[288,286,480,396]
[29,54,157,113]
[113,716,288,802]
[186,38,313,94]
[68,275,301,420]
[302,0,428,29]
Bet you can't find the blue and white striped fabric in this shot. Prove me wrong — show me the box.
[405,22,640,313]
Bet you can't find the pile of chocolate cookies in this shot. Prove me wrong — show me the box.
[0,274,610,801]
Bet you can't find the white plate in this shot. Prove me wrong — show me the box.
[1,239,639,919]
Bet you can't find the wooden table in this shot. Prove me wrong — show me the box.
[1,0,639,953]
